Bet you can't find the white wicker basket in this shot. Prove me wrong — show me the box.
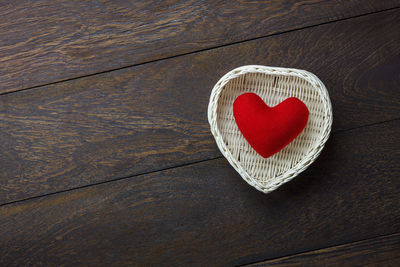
[208,65,333,194]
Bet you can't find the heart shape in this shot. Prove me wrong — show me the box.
[233,93,309,158]
[208,65,332,193]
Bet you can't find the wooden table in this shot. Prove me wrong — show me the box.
[1,1,399,266]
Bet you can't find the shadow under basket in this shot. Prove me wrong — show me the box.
[208,65,333,194]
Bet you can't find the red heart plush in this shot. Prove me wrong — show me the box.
[233,93,309,158]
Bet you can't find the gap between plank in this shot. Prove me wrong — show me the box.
[0,6,399,97]
[238,231,400,266]
[0,156,223,207]
[0,118,398,208]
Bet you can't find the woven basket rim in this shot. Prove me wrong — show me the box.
[208,65,333,193]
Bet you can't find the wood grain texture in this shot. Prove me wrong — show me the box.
[0,0,399,94]
[1,10,399,204]
[0,120,399,266]
[247,233,400,267]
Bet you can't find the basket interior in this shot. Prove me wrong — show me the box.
[216,72,327,185]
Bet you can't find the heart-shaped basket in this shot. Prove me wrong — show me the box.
[208,65,333,194]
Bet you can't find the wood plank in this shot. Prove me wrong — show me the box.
[247,233,400,267]
[1,10,400,204]
[0,1,399,94]
[0,120,398,266]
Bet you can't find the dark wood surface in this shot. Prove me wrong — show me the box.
[0,2,399,266]
[0,0,399,94]
[0,120,399,266]
[1,9,400,205]
[247,233,400,267]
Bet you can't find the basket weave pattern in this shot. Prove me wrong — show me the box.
[208,65,333,193]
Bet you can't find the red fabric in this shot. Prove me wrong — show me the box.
[233,93,309,158]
